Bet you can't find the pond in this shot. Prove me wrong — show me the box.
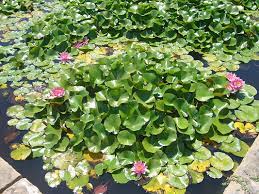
[1,0,259,194]
[1,60,258,194]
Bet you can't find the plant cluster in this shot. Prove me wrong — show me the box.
[24,0,258,59]
[1,0,259,193]
[0,0,42,15]
[7,44,259,193]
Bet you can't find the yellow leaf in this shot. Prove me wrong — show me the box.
[76,53,94,64]
[234,122,246,133]
[83,151,104,163]
[66,132,74,139]
[15,95,25,102]
[0,83,7,89]
[189,160,210,173]
[203,54,217,62]
[143,174,185,194]
[245,123,256,133]
[109,43,125,51]
[143,177,162,192]
[89,169,97,178]
[10,144,31,160]
[95,47,108,55]
[86,183,93,190]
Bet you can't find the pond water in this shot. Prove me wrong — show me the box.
[0,60,258,194]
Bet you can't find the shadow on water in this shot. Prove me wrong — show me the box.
[0,60,259,194]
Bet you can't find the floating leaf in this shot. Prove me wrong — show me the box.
[210,152,234,171]
[206,167,223,179]
[117,130,136,146]
[189,160,210,173]
[11,144,31,160]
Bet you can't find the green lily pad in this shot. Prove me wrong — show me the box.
[210,152,234,171]
[206,167,223,179]
[195,83,214,102]
[117,130,136,146]
[104,114,121,134]
[11,144,31,160]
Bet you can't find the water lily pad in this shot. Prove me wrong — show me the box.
[210,152,234,171]
[117,130,136,146]
[206,167,223,179]
[11,144,31,160]
[30,119,46,132]
[168,174,189,189]
[104,114,121,134]
[195,83,214,102]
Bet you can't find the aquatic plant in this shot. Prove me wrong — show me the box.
[226,73,245,92]
[59,52,73,63]
[23,0,258,65]
[132,161,148,176]
[7,45,259,193]
[0,0,42,15]
[1,0,259,193]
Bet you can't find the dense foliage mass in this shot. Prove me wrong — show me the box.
[0,0,43,14]
[0,0,259,194]
[25,0,258,57]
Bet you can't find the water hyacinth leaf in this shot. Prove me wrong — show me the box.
[210,152,234,171]
[11,144,31,160]
[163,93,177,106]
[196,115,213,134]
[174,117,189,130]
[206,167,223,179]
[104,114,121,134]
[117,130,136,146]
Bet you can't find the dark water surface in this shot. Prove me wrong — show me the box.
[0,60,258,194]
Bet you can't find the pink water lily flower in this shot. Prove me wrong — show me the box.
[59,52,72,63]
[226,73,244,93]
[50,87,65,98]
[132,161,148,176]
[73,37,89,49]
[226,72,237,82]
